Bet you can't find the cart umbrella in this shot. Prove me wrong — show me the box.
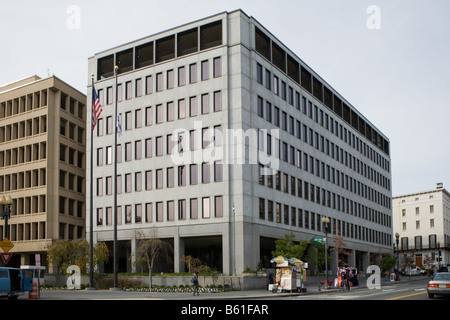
[289,258,303,267]
[270,256,288,264]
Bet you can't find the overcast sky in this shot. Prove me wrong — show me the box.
[1,0,449,197]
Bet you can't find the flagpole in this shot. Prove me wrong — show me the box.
[88,75,96,290]
[112,66,119,290]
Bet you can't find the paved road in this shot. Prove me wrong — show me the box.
[268,278,433,300]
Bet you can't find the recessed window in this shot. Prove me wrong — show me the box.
[156,35,175,63]
[135,42,154,69]
[200,21,222,50]
[177,28,198,57]
[116,49,133,74]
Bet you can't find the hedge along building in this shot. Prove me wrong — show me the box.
[86,10,393,276]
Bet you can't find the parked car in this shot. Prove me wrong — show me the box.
[404,267,426,276]
[0,267,33,300]
[427,272,450,299]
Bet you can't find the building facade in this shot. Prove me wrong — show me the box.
[393,183,450,270]
[87,10,393,275]
[0,75,87,271]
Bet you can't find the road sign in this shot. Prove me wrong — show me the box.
[314,238,325,243]
[1,252,12,265]
[0,238,14,253]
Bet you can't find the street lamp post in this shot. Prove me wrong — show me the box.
[322,216,330,288]
[1,196,13,239]
[395,233,400,273]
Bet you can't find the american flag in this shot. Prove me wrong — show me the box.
[92,85,103,131]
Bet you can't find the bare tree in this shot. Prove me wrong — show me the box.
[135,229,173,289]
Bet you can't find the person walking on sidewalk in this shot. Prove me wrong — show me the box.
[191,272,200,296]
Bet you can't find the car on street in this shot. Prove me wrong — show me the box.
[427,272,450,299]
[404,267,426,276]
[0,267,33,300]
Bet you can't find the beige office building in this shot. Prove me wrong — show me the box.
[0,75,86,271]
[393,183,450,270]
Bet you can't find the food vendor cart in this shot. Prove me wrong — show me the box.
[270,256,306,293]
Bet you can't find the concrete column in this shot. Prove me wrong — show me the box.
[362,251,370,273]
[330,248,338,275]
[174,235,185,273]
[131,237,136,273]
[222,228,231,276]
[348,249,356,267]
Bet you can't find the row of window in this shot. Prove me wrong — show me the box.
[96,91,222,138]
[256,62,390,167]
[59,170,84,194]
[258,168,391,227]
[0,169,46,192]
[258,198,391,246]
[0,142,47,167]
[97,20,223,79]
[96,125,223,165]
[60,118,84,145]
[402,220,438,231]
[254,26,389,156]
[97,56,222,106]
[257,91,390,180]
[97,161,223,196]
[400,234,440,251]
[96,196,224,226]
[0,115,47,143]
[401,206,435,216]
[0,90,48,118]
[257,130,391,211]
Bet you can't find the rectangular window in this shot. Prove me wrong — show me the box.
[214,161,223,182]
[156,169,163,189]
[190,164,198,185]
[202,162,210,183]
[214,91,222,112]
[167,102,174,122]
[189,63,197,83]
[202,197,210,218]
[135,109,142,128]
[156,202,163,222]
[145,203,152,223]
[190,198,198,219]
[135,140,142,160]
[201,60,209,81]
[213,57,222,78]
[125,81,132,100]
[259,198,265,220]
[145,170,152,190]
[156,73,163,92]
[178,66,186,86]
[135,204,142,223]
[190,96,198,117]
[178,99,186,119]
[215,196,223,218]
[145,106,153,126]
[167,201,174,221]
[135,172,142,191]
[167,69,174,89]
[125,205,132,224]
[178,166,186,186]
[201,94,209,114]
[145,138,152,158]
[156,104,163,124]
[179,199,186,220]
[167,167,174,188]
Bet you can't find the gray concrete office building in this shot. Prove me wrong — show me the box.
[87,10,393,275]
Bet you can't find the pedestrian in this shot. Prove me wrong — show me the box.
[343,268,350,290]
[191,272,199,296]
